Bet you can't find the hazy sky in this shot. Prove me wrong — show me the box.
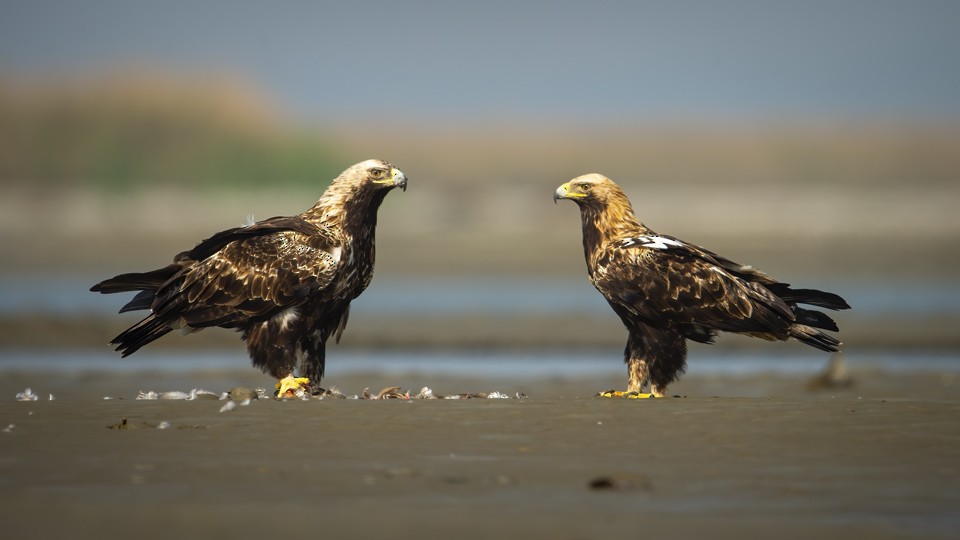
[2,0,959,123]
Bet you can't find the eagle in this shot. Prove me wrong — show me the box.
[554,173,850,398]
[91,159,407,396]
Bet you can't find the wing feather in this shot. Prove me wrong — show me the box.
[187,216,322,261]
[594,237,794,337]
[152,229,340,326]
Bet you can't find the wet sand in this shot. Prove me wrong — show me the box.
[1,369,958,539]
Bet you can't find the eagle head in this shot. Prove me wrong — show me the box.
[553,173,626,208]
[309,159,408,224]
[343,159,408,192]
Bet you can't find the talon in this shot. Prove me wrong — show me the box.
[596,390,658,399]
[275,375,310,398]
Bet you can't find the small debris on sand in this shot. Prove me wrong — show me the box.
[354,386,524,400]
[15,388,38,401]
[107,418,137,430]
[107,417,204,430]
[136,389,228,400]
[109,384,524,402]
[588,474,652,492]
[227,387,261,401]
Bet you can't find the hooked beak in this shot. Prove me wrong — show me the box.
[553,182,573,204]
[391,168,408,192]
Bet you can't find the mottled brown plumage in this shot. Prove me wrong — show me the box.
[92,159,407,388]
[555,174,850,396]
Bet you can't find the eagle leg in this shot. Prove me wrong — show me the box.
[275,375,310,398]
[600,354,650,398]
[595,357,666,398]
[604,328,684,398]
[626,358,649,394]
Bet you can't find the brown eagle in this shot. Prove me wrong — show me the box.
[554,174,850,397]
[91,159,407,396]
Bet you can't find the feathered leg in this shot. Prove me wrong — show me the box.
[600,325,687,399]
[627,358,651,394]
[644,328,687,397]
[599,333,655,398]
[243,319,308,397]
[298,330,327,391]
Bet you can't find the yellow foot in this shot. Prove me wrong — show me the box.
[597,390,657,399]
[275,375,310,398]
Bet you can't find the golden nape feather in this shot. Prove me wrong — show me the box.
[555,173,850,397]
[91,159,408,394]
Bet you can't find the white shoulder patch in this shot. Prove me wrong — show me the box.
[622,235,685,250]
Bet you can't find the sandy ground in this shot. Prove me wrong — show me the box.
[1,367,958,539]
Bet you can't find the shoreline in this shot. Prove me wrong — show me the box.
[2,354,957,401]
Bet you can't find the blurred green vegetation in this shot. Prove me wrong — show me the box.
[3,73,958,197]
[0,75,344,191]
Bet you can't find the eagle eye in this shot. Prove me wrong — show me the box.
[578,183,592,191]
[370,168,385,179]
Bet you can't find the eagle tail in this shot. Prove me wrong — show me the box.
[766,284,851,310]
[91,264,184,313]
[90,264,182,294]
[118,290,156,313]
[110,314,174,357]
[789,323,842,353]
[792,306,839,332]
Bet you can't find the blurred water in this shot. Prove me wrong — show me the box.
[3,274,958,376]
[2,274,959,317]
[0,348,956,377]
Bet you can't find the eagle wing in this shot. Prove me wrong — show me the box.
[182,216,323,261]
[153,228,340,330]
[594,235,796,342]
[104,221,342,358]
